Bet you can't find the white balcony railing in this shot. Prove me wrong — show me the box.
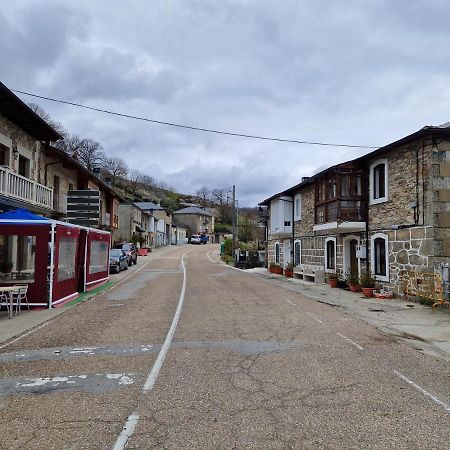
[0,166,53,210]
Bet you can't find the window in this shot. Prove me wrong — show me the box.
[294,194,302,221]
[0,143,9,166]
[370,233,389,281]
[284,221,291,227]
[275,242,280,264]
[294,240,301,266]
[57,237,77,281]
[0,235,36,282]
[370,159,388,204]
[89,240,109,274]
[325,237,336,271]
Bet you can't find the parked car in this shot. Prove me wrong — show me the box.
[190,234,201,244]
[109,249,129,273]
[113,243,138,266]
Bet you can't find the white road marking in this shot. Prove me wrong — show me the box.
[207,251,216,263]
[285,299,296,305]
[0,322,50,350]
[306,312,323,324]
[393,370,450,411]
[112,251,189,449]
[112,413,140,450]
[143,251,188,392]
[337,333,364,351]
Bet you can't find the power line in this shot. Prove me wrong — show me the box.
[13,88,380,149]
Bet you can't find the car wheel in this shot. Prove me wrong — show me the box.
[133,258,137,265]
[124,263,128,270]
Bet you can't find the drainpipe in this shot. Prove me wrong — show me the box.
[48,222,56,309]
[291,194,295,264]
[365,169,370,274]
[44,160,63,185]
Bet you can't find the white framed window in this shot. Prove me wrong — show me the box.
[294,239,301,266]
[369,158,388,204]
[294,194,302,221]
[324,237,336,271]
[275,242,280,264]
[370,233,389,282]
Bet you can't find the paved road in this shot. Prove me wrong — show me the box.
[0,245,449,449]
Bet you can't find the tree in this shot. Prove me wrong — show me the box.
[128,169,144,195]
[102,157,128,187]
[196,186,210,208]
[28,103,67,139]
[73,138,105,171]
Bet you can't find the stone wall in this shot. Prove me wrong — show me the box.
[366,226,433,294]
[430,140,450,269]
[293,184,315,235]
[0,114,41,180]
[368,141,433,230]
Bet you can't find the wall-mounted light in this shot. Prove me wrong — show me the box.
[12,145,19,160]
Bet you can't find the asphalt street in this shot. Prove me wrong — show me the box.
[0,245,449,449]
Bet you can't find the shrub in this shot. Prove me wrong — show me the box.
[223,238,233,257]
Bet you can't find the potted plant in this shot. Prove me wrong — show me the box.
[327,272,339,288]
[360,272,377,297]
[284,262,294,278]
[269,262,282,274]
[345,270,361,292]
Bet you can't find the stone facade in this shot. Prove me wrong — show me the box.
[263,128,450,296]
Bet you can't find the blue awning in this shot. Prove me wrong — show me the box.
[0,208,50,223]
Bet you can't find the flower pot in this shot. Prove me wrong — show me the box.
[329,278,339,288]
[275,267,283,275]
[349,284,362,293]
[284,270,293,278]
[361,287,374,298]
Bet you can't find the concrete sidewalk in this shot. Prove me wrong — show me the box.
[244,266,450,361]
[0,245,183,346]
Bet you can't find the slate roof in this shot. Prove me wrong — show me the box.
[173,206,213,216]
[134,201,164,211]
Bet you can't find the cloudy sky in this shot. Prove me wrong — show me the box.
[2,0,449,205]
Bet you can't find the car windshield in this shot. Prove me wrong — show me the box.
[114,244,130,251]
[110,249,122,257]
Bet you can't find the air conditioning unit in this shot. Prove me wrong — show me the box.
[356,245,366,259]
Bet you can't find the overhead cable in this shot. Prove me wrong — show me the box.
[13,89,379,149]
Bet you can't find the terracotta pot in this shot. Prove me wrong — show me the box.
[361,287,374,298]
[329,278,339,288]
[284,270,293,278]
[349,284,362,292]
[275,267,283,275]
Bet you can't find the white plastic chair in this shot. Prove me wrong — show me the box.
[13,286,29,315]
[0,291,10,317]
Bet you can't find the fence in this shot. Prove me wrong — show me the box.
[400,270,446,308]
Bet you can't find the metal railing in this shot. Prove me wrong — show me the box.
[401,270,446,308]
[0,166,53,209]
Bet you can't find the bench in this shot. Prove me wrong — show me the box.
[293,265,325,283]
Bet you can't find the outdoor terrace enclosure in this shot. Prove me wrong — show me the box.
[0,209,110,306]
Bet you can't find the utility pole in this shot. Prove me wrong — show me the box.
[232,184,236,257]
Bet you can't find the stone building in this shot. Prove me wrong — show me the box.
[134,202,172,245]
[0,81,121,238]
[172,206,215,241]
[260,124,450,294]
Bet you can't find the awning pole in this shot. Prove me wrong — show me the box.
[48,222,56,309]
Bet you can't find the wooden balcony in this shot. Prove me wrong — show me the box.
[313,199,366,233]
[0,166,53,210]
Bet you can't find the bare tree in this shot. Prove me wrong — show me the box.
[28,103,67,139]
[129,169,145,195]
[54,133,84,155]
[74,139,105,171]
[102,157,128,187]
[196,186,210,208]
